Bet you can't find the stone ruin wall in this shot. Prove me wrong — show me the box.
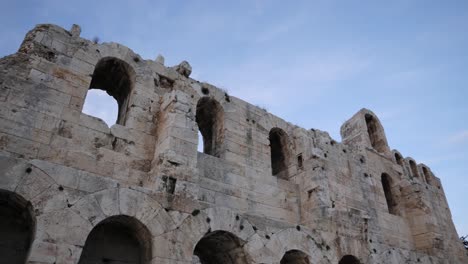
[0,23,466,264]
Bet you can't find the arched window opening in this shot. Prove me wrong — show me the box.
[381,173,397,215]
[84,57,135,126]
[0,189,35,264]
[409,160,419,178]
[365,114,386,153]
[339,255,361,264]
[197,130,204,152]
[394,153,403,166]
[269,128,290,180]
[280,250,311,264]
[82,89,119,126]
[196,97,224,157]
[422,167,432,185]
[193,230,248,264]
[78,215,151,264]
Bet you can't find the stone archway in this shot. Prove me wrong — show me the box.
[78,215,152,264]
[0,189,35,264]
[193,230,248,264]
[280,250,311,264]
[338,255,360,264]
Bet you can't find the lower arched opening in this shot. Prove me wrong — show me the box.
[193,230,248,264]
[78,215,151,264]
[339,255,361,264]
[0,189,35,264]
[280,250,311,264]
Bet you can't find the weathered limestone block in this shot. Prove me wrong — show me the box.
[156,54,165,65]
[174,61,192,77]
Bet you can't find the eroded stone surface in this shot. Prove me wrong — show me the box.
[0,23,466,264]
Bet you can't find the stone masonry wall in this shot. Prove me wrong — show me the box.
[0,23,466,264]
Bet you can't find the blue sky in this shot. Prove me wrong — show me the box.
[1,0,467,236]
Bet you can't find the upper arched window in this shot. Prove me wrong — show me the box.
[381,173,398,215]
[83,57,135,126]
[365,114,386,153]
[409,160,419,179]
[269,128,290,180]
[0,189,35,264]
[394,152,403,165]
[422,166,432,185]
[196,97,224,157]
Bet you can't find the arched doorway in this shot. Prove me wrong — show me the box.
[0,189,35,264]
[280,250,311,264]
[193,230,248,264]
[78,215,151,264]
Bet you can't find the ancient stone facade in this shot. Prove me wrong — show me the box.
[0,24,466,264]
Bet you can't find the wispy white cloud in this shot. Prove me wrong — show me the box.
[447,130,468,145]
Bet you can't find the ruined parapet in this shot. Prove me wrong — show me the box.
[0,23,466,264]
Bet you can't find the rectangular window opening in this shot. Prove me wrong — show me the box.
[297,154,304,170]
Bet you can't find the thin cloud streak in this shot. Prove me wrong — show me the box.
[446,130,468,145]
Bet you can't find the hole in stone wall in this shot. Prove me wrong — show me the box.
[280,250,311,264]
[297,154,303,170]
[365,114,386,153]
[191,209,200,216]
[381,173,398,215]
[162,176,177,194]
[269,128,290,180]
[159,76,174,89]
[78,215,151,264]
[196,97,224,157]
[167,177,177,194]
[201,86,209,95]
[0,189,35,264]
[339,255,361,264]
[409,160,419,178]
[193,230,248,264]
[84,57,135,126]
